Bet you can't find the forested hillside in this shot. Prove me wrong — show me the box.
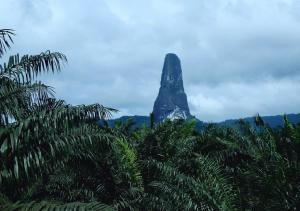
[1,29,300,211]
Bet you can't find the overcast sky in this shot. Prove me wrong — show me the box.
[1,0,300,121]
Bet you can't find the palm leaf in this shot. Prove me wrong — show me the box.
[0,51,67,83]
[0,104,116,184]
[1,200,116,211]
[0,29,15,58]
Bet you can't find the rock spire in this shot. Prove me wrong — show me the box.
[152,53,192,122]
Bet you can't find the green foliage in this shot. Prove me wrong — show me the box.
[1,200,115,211]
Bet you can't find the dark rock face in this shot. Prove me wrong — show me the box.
[153,53,192,122]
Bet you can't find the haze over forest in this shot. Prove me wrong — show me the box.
[2,0,300,121]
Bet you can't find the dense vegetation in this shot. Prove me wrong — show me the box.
[1,29,300,210]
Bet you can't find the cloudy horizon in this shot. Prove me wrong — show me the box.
[1,0,300,122]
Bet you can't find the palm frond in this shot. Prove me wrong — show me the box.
[1,200,116,211]
[0,51,67,83]
[0,81,54,124]
[143,159,236,211]
[0,104,116,185]
[0,29,15,58]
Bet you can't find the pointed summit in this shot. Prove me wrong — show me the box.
[153,53,192,122]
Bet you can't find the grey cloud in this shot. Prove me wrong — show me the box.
[1,0,300,121]
[188,77,300,122]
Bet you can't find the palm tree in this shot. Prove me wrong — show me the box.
[0,29,119,209]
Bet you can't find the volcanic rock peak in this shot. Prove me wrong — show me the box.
[152,53,192,122]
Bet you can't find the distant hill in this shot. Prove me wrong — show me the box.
[100,113,300,129]
[219,113,300,128]
[99,115,203,129]
[104,115,150,128]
